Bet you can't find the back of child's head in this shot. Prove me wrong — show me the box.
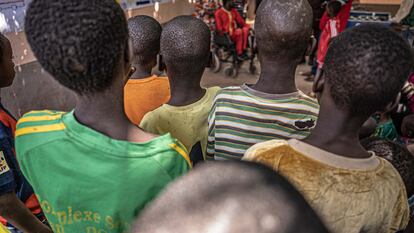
[327,0,341,18]
[128,15,162,68]
[323,24,413,117]
[133,161,330,233]
[0,33,9,62]
[25,0,128,95]
[255,0,313,62]
[161,16,210,76]
[0,33,15,88]
[361,137,414,197]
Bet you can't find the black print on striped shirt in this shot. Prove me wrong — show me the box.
[294,119,316,130]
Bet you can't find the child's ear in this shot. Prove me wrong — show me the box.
[125,39,133,65]
[123,39,134,84]
[158,54,166,72]
[313,69,325,95]
[383,93,401,113]
[205,52,214,68]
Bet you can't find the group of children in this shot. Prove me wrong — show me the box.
[1,0,414,232]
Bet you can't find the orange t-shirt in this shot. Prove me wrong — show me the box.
[124,75,170,125]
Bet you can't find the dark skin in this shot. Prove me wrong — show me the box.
[223,0,235,11]
[0,39,52,233]
[359,117,377,139]
[327,5,336,18]
[305,70,397,158]
[251,0,312,95]
[252,56,299,95]
[74,42,156,141]
[246,0,256,20]
[129,56,157,80]
[401,114,414,137]
[164,63,206,107]
[0,39,15,87]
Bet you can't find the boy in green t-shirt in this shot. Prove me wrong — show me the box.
[16,1,191,233]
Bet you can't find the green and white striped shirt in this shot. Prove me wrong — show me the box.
[207,85,319,160]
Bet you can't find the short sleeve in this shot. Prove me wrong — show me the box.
[389,185,410,232]
[139,112,158,135]
[243,140,281,159]
[243,140,287,171]
[206,98,217,160]
[156,141,191,180]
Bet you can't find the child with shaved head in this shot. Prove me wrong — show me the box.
[245,24,413,233]
[140,16,220,163]
[17,1,190,232]
[124,15,170,125]
[208,0,319,160]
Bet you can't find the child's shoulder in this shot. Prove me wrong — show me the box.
[0,107,16,137]
[151,137,192,175]
[17,110,66,128]
[376,157,407,186]
[215,86,245,98]
[16,110,67,151]
[243,139,291,162]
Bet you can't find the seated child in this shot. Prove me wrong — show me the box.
[17,1,190,232]
[244,24,413,233]
[215,0,250,59]
[0,34,51,233]
[317,0,342,69]
[372,112,403,143]
[133,161,330,233]
[208,0,319,160]
[124,15,170,125]
[140,16,220,164]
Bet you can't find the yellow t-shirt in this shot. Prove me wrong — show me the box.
[244,139,410,233]
[124,75,170,125]
[0,225,10,233]
[140,87,220,159]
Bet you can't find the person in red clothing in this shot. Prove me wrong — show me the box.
[215,0,250,59]
[319,0,352,33]
[317,0,342,69]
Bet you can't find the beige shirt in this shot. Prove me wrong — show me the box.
[244,139,410,233]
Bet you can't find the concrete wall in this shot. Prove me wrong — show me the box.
[7,0,194,67]
[2,0,194,118]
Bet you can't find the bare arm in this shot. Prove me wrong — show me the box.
[246,0,256,21]
[393,0,414,23]
[0,192,52,233]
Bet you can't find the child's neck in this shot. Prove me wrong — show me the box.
[303,98,371,159]
[129,63,152,80]
[168,73,206,107]
[252,60,297,94]
[74,86,154,142]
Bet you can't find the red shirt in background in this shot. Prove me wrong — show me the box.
[317,17,341,68]
[320,0,353,32]
[215,8,246,36]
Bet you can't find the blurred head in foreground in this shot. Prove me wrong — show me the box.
[133,161,330,233]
